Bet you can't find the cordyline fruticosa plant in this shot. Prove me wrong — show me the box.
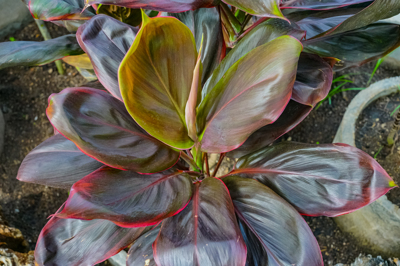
[2,0,400,72]
[16,7,398,265]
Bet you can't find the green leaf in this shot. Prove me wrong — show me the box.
[119,16,197,149]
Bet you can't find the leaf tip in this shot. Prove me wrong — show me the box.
[141,9,150,26]
[389,180,398,188]
[272,4,289,23]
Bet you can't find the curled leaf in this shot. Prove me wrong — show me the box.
[292,52,333,106]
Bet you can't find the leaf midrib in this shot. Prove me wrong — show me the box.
[143,45,187,128]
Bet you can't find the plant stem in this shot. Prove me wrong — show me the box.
[388,108,400,146]
[204,153,210,177]
[181,152,200,172]
[34,19,65,75]
[374,145,384,159]
[219,3,242,34]
[368,57,386,85]
[239,14,252,35]
[212,153,226,177]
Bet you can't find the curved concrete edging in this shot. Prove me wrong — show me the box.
[0,110,4,156]
[333,76,400,257]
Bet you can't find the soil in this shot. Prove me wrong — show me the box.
[283,62,400,265]
[0,21,86,250]
[1,20,400,266]
[355,93,400,206]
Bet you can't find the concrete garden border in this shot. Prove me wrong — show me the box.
[0,110,4,156]
[333,76,400,257]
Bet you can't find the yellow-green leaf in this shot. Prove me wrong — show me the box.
[119,16,197,149]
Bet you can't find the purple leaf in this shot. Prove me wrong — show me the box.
[322,0,400,35]
[231,142,396,217]
[0,35,83,70]
[223,176,323,266]
[59,166,194,227]
[85,0,218,12]
[203,18,304,99]
[77,15,138,100]
[153,177,247,266]
[35,216,148,266]
[281,0,371,10]
[167,8,225,86]
[47,87,180,173]
[238,219,269,266]
[17,134,103,189]
[287,4,366,39]
[304,23,400,70]
[228,100,312,158]
[292,52,333,106]
[197,36,302,153]
[27,0,95,21]
[127,225,160,266]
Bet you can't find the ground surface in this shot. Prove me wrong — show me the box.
[284,62,400,264]
[0,21,399,265]
[0,21,86,250]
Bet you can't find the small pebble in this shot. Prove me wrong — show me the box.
[48,68,53,74]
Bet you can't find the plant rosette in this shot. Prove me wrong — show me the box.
[334,76,400,257]
[17,12,396,266]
